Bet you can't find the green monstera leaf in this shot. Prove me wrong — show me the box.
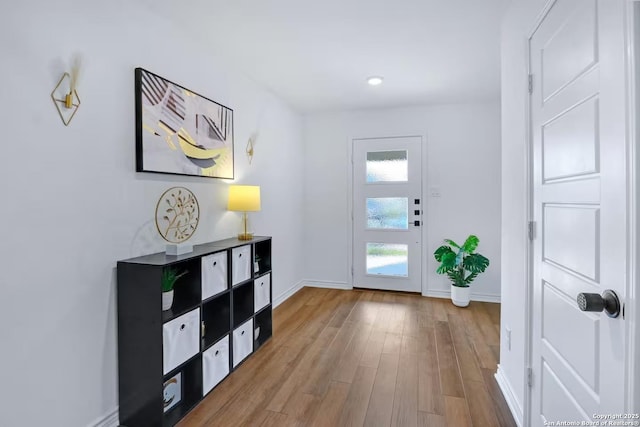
[434,245,455,262]
[463,253,490,273]
[434,246,457,274]
[461,235,479,254]
[443,239,461,249]
[447,269,466,287]
[464,272,479,285]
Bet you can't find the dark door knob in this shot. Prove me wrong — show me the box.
[577,290,621,318]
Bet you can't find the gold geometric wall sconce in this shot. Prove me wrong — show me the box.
[51,73,81,126]
[51,58,82,126]
[246,132,258,164]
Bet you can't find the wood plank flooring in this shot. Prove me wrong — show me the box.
[178,287,516,427]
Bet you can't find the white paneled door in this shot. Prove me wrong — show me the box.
[352,136,422,292]
[529,0,628,424]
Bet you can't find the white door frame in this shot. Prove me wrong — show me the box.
[626,0,639,413]
[347,132,428,295]
[523,0,639,424]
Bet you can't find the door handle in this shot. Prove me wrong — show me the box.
[576,290,621,318]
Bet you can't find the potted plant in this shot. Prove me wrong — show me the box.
[434,235,490,307]
[162,267,188,311]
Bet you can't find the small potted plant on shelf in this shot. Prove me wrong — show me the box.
[162,267,188,311]
[434,235,490,307]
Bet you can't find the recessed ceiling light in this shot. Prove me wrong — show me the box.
[367,76,384,86]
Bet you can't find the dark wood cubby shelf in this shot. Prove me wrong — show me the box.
[117,236,273,427]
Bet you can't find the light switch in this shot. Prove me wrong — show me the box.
[430,187,442,198]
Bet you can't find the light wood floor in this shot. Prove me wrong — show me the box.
[179,287,516,427]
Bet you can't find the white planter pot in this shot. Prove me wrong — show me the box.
[162,290,174,311]
[451,285,470,307]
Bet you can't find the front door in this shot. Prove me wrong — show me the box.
[529,0,628,423]
[352,136,422,292]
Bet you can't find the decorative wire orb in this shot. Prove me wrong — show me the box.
[155,187,200,243]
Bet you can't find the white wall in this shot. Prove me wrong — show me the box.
[499,0,549,424]
[302,104,502,300]
[0,1,304,426]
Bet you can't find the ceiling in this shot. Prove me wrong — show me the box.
[160,0,509,112]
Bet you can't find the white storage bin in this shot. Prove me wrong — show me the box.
[231,245,251,286]
[202,335,230,395]
[201,252,228,300]
[254,273,271,313]
[232,318,253,367]
[163,308,200,375]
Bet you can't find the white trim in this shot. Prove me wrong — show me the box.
[273,280,304,308]
[626,0,639,412]
[421,132,430,298]
[528,0,558,36]
[524,29,537,427]
[495,365,524,427]
[423,289,501,303]
[347,136,354,289]
[524,3,557,426]
[302,280,351,290]
[88,408,119,427]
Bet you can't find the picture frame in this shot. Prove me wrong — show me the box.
[135,68,234,179]
[163,371,182,413]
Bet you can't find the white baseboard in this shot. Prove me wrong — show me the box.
[302,280,352,290]
[273,280,305,308]
[495,365,524,427]
[88,408,118,427]
[423,289,501,303]
[300,282,500,302]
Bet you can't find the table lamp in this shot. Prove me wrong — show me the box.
[227,185,261,240]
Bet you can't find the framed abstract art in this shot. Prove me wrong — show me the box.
[135,68,234,179]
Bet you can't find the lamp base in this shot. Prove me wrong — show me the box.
[237,232,254,241]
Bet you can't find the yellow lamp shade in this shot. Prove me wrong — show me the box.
[228,185,261,212]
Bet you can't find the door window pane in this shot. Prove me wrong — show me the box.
[366,243,408,277]
[366,150,408,182]
[367,198,408,229]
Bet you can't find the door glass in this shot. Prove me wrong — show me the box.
[366,198,408,229]
[366,243,408,277]
[366,150,408,182]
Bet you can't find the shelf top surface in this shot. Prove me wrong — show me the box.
[118,236,271,266]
